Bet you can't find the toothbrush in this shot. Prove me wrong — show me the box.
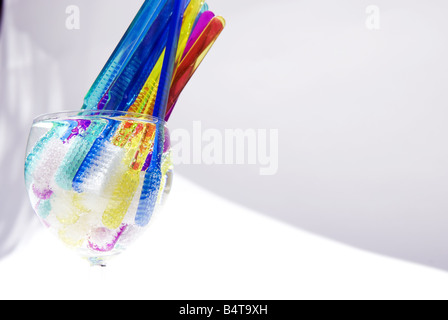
[135,0,187,227]
[83,0,170,111]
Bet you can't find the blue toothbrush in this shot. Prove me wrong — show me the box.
[135,0,187,227]
[83,0,168,110]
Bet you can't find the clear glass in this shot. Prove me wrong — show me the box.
[24,110,173,267]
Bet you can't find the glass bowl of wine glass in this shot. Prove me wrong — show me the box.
[24,110,173,267]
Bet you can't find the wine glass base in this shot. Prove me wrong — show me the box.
[87,256,115,268]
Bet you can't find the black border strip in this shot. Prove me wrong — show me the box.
[0,0,4,35]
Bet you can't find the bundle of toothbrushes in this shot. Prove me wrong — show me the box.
[24,0,224,260]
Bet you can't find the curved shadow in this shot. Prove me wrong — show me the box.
[168,0,448,271]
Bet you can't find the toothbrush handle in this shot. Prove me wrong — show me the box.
[153,0,188,119]
[183,10,215,60]
[127,0,204,116]
[165,16,226,121]
[83,0,168,110]
[102,0,174,112]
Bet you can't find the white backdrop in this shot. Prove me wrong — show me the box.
[2,0,448,299]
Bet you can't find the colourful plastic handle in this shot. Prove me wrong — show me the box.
[82,0,168,110]
[165,16,226,120]
[192,2,209,31]
[100,0,175,112]
[127,0,204,116]
[176,0,205,67]
[182,10,215,59]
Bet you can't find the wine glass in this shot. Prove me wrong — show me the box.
[24,110,173,267]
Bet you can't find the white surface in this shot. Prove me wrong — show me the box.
[3,0,448,292]
[1,175,448,300]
